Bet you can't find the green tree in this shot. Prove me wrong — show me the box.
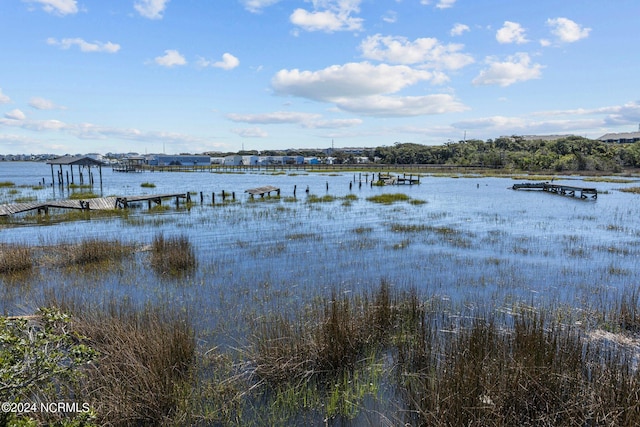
[0,308,97,426]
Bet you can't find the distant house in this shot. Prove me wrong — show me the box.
[598,132,640,144]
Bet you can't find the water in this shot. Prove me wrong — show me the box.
[2,161,640,331]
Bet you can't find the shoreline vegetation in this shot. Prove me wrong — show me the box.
[5,136,640,175]
[2,236,640,425]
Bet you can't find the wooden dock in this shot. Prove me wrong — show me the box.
[512,182,597,199]
[0,193,189,217]
[377,173,420,185]
[245,185,280,197]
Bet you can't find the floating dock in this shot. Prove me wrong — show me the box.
[512,182,597,199]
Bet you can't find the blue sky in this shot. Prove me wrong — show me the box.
[1,0,639,155]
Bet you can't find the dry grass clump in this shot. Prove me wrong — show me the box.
[58,300,196,426]
[150,234,196,276]
[0,244,32,275]
[65,238,131,266]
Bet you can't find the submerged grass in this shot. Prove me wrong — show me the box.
[619,187,640,194]
[68,191,100,199]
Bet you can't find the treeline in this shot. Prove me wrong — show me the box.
[373,136,640,172]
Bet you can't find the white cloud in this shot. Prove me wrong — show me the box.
[214,53,240,70]
[382,10,397,24]
[231,127,269,138]
[29,97,66,110]
[240,0,281,13]
[450,23,469,37]
[4,109,26,120]
[198,53,240,70]
[271,62,467,117]
[272,62,434,101]
[420,0,457,9]
[23,0,78,16]
[435,0,456,9]
[134,0,170,20]
[227,111,362,128]
[0,116,219,149]
[290,0,363,33]
[0,89,11,104]
[547,17,591,43]
[472,53,543,87]
[154,50,187,67]
[496,21,528,44]
[359,34,474,70]
[228,111,320,125]
[335,94,468,117]
[46,38,120,53]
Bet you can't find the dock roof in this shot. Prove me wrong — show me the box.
[46,156,105,166]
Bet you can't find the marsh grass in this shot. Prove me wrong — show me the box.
[584,177,635,183]
[366,193,411,204]
[141,182,156,188]
[306,194,336,203]
[619,187,640,194]
[0,244,32,275]
[44,296,196,427]
[68,183,92,189]
[389,223,427,233]
[69,191,99,199]
[0,181,16,187]
[61,238,132,267]
[151,234,196,276]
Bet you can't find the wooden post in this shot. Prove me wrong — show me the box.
[232,192,236,200]
[212,193,215,204]
[200,192,203,204]
[293,185,297,197]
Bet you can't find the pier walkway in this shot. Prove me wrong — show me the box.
[0,193,188,217]
[512,182,597,199]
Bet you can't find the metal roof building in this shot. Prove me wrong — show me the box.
[598,132,640,144]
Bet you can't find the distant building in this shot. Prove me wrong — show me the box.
[598,132,640,144]
[242,155,259,165]
[153,155,211,166]
[224,155,243,166]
